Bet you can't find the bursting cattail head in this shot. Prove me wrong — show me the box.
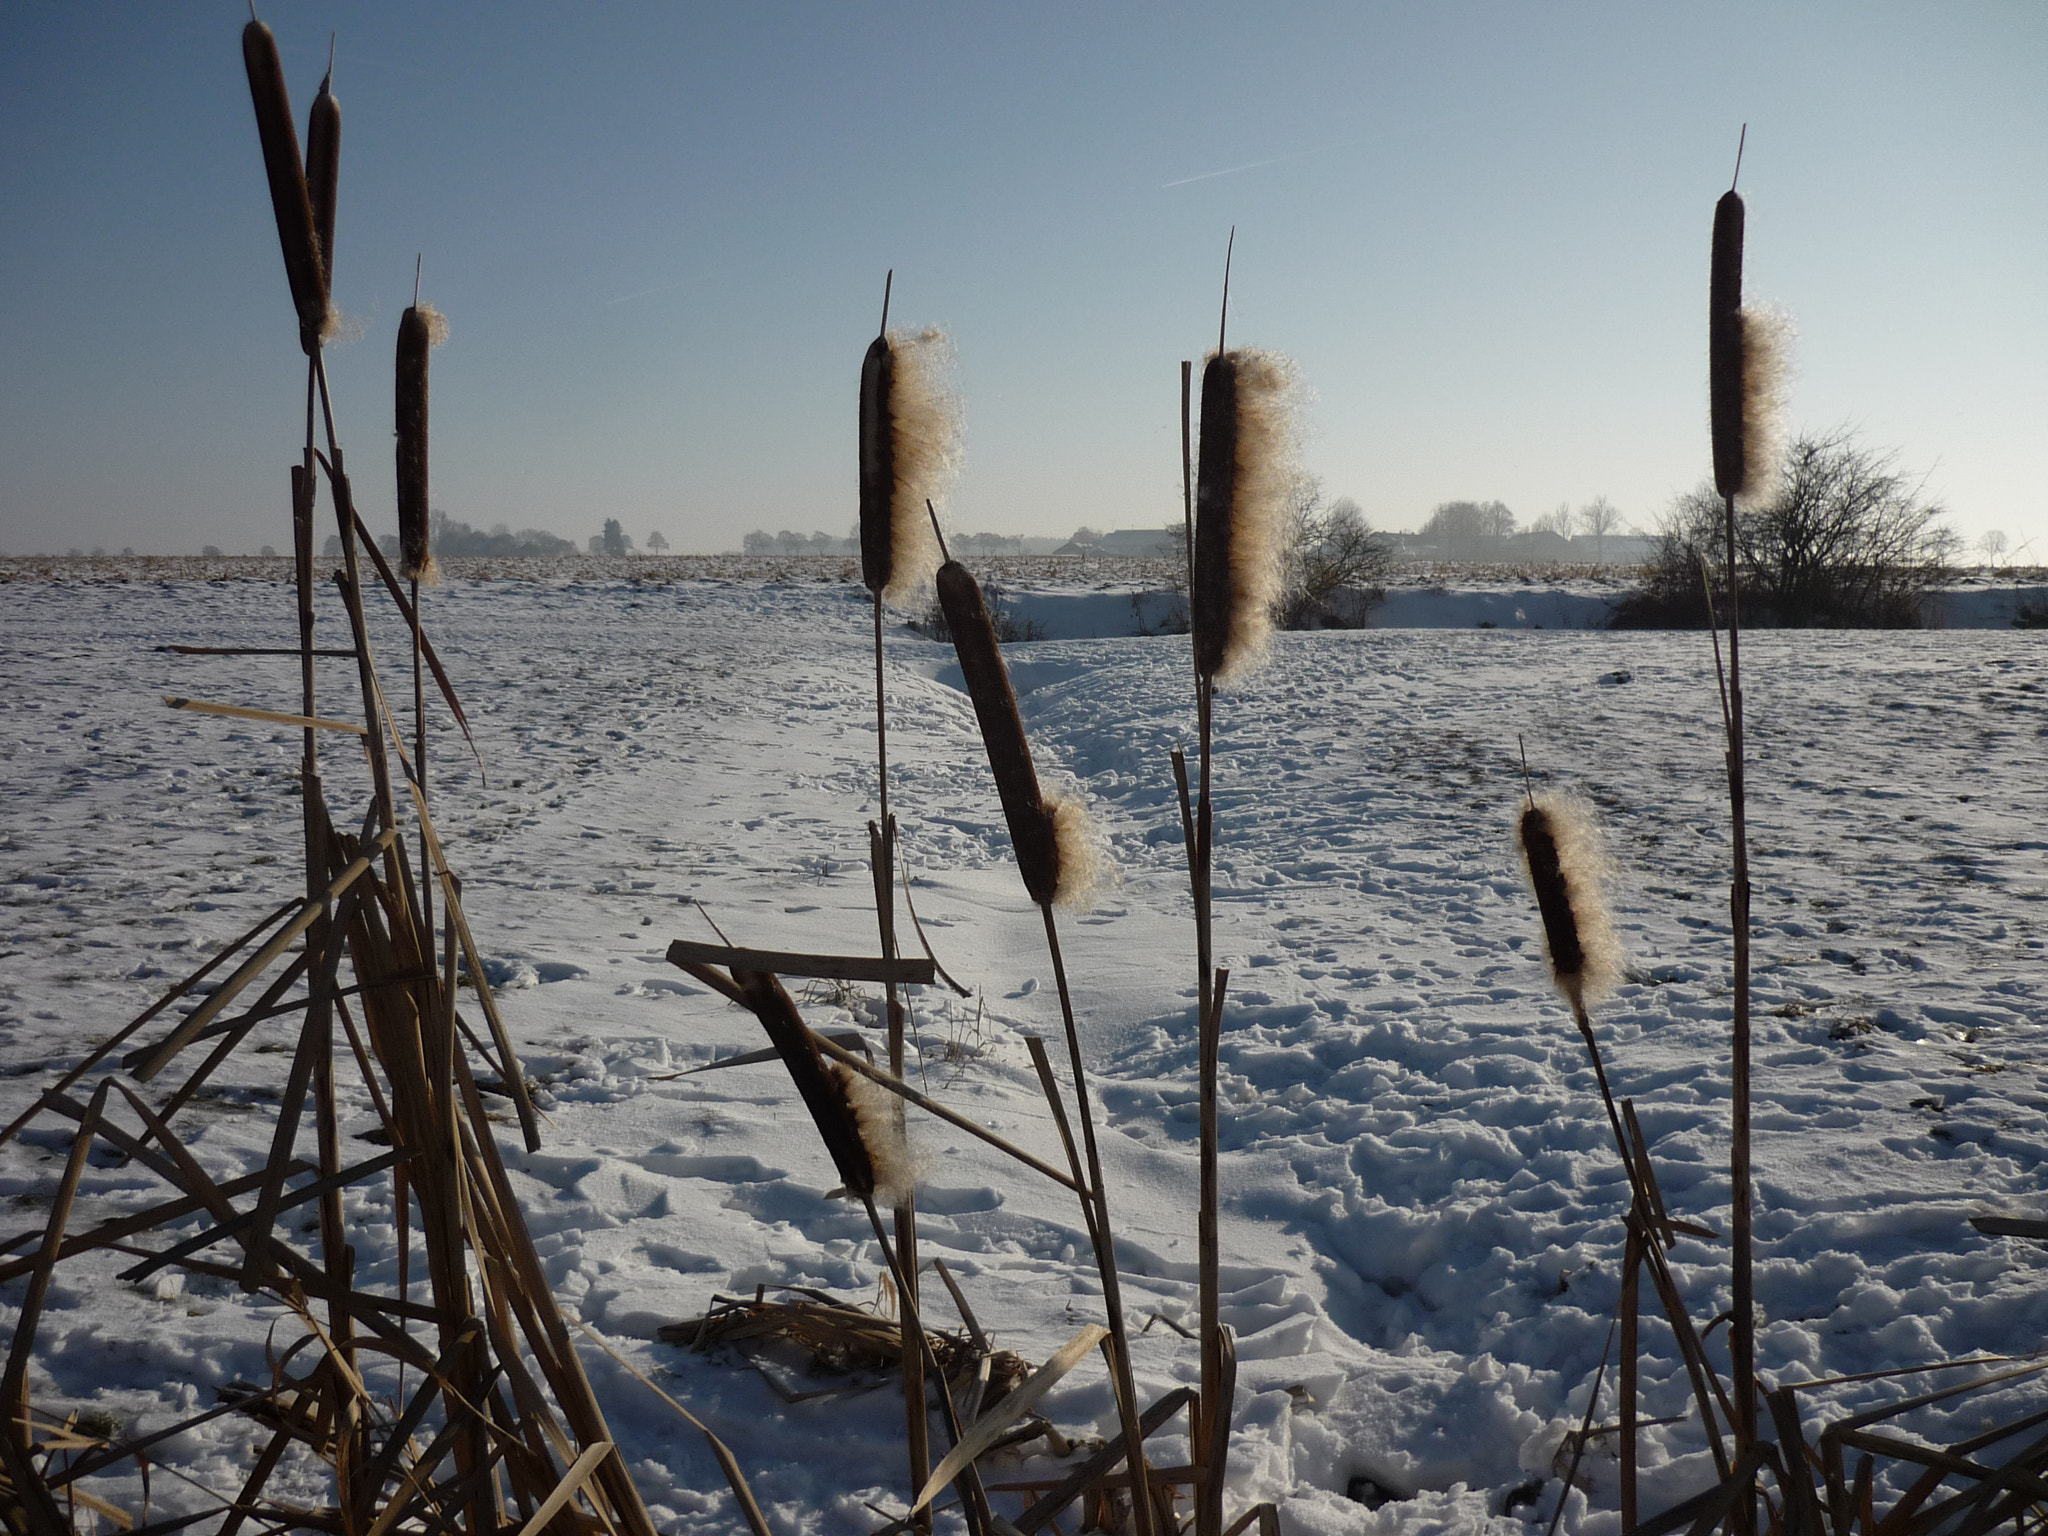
[858,326,959,606]
[241,21,331,354]
[1192,348,1299,684]
[395,304,446,583]
[306,67,340,299]
[1709,190,1791,508]
[1515,793,1621,1011]
[735,970,879,1199]
[937,561,1102,909]
[835,1063,919,1205]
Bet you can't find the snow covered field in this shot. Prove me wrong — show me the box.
[1,573,2043,1534]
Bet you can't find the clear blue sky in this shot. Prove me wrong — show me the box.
[2,3,2041,556]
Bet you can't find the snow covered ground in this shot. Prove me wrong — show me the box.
[1,572,2044,1534]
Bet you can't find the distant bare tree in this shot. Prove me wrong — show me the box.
[646,529,669,554]
[1578,496,1626,562]
[1420,499,1515,559]
[1977,529,2009,567]
[1531,503,1577,539]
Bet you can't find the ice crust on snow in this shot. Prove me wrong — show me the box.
[1,575,2044,1533]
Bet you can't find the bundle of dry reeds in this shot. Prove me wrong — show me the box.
[0,20,684,1535]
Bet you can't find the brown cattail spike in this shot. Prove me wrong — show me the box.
[306,60,340,298]
[241,20,327,354]
[936,561,1061,906]
[1191,353,1239,679]
[734,970,876,1198]
[1515,794,1621,1010]
[1520,804,1585,979]
[1191,348,1297,684]
[1709,189,1746,500]
[395,306,432,581]
[858,334,895,594]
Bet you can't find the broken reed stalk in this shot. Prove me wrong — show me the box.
[1710,136,1763,1498]
[858,267,931,1523]
[933,542,1156,1536]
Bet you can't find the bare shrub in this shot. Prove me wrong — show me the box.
[1614,429,1955,628]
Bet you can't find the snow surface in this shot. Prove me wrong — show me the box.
[2,573,2045,1534]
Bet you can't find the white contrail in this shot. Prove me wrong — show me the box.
[1160,109,1494,190]
[606,277,695,306]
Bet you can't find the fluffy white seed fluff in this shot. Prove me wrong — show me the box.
[836,1063,921,1206]
[882,326,961,608]
[1212,348,1301,686]
[1045,789,1114,912]
[417,302,450,347]
[1736,306,1792,509]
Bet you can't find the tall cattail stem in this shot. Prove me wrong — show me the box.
[310,357,397,840]
[1040,904,1156,1536]
[872,586,929,1521]
[1181,342,1227,1536]
[1193,680,1223,1536]
[1723,486,1758,1488]
[1570,1002,1636,1187]
[412,578,431,945]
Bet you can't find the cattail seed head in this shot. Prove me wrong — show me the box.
[858,327,958,606]
[1709,190,1747,500]
[1192,348,1298,684]
[306,70,340,299]
[836,1064,920,1205]
[1709,191,1791,508]
[1514,794,1621,1010]
[937,560,1061,906]
[395,304,445,583]
[241,21,331,354]
[735,970,877,1198]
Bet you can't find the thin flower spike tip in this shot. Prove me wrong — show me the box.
[305,56,339,298]
[859,323,959,606]
[1709,187,1790,508]
[1515,794,1621,1010]
[241,20,330,353]
[1191,348,1299,684]
[394,304,446,582]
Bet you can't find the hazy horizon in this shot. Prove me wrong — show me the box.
[3,4,2042,559]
